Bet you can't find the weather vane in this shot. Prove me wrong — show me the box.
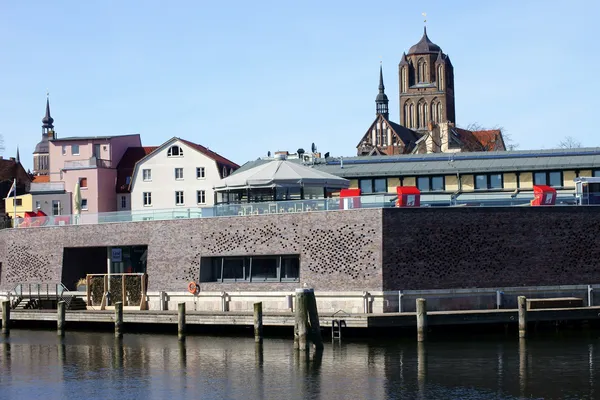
[422,12,427,26]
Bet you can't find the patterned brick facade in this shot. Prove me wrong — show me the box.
[0,209,383,293]
[1,207,599,295]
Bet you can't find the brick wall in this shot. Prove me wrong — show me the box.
[0,209,383,292]
[382,207,600,290]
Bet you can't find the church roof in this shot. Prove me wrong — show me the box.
[33,134,49,154]
[408,27,442,55]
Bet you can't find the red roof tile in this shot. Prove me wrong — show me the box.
[32,175,50,183]
[471,130,504,151]
[178,138,239,169]
[116,147,157,193]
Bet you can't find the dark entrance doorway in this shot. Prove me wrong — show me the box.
[61,245,148,290]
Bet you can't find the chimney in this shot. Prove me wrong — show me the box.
[9,157,15,161]
[0,156,4,160]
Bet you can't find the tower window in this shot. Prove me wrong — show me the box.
[437,65,444,90]
[167,145,183,157]
[418,59,427,83]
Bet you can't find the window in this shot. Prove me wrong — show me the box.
[61,145,66,155]
[142,169,151,181]
[167,145,183,157]
[52,200,61,216]
[81,199,88,210]
[175,168,184,180]
[121,196,127,209]
[197,190,206,204]
[13,199,22,207]
[175,191,184,205]
[594,170,600,178]
[79,177,88,188]
[35,201,41,210]
[417,176,445,192]
[196,167,205,179]
[475,174,503,190]
[549,171,562,187]
[534,171,563,187]
[143,192,152,206]
[199,255,300,283]
[71,144,80,155]
[359,178,387,194]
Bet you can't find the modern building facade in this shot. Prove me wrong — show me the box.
[129,137,238,210]
[48,134,142,213]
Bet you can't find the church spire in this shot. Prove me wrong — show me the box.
[375,63,389,120]
[16,146,20,164]
[42,92,54,131]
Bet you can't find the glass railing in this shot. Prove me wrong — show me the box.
[10,191,588,229]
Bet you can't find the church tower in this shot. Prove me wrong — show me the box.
[398,27,455,131]
[375,64,389,119]
[33,95,56,176]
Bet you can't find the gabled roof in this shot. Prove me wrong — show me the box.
[178,138,239,170]
[356,114,420,152]
[453,128,504,152]
[116,147,157,193]
[128,137,239,192]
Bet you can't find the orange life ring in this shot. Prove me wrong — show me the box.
[188,281,199,294]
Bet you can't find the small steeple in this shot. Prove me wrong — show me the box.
[375,63,389,120]
[435,50,445,64]
[42,92,54,131]
[399,52,409,66]
[16,147,20,164]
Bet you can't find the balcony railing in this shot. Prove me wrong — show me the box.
[62,157,112,170]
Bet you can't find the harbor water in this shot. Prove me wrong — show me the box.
[0,329,598,399]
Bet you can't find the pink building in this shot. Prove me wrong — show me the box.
[49,134,142,214]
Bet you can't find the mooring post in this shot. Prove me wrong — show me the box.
[1,300,9,336]
[294,288,308,351]
[57,300,66,337]
[416,298,427,342]
[178,302,186,340]
[115,301,123,338]
[305,289,324,350]
[518,296,527,338]
[254,302,263,343]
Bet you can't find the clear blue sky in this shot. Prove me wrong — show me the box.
[1,1,599,171]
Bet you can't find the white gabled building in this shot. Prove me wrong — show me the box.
[130,137,238,211]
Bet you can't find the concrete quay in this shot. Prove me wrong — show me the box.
[5,305,600,331]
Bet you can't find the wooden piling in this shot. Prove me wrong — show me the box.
[305,289,324,350]
[57,300,66,336]
[253,302,263,343]
[1,300,9,336]
[294,289,308,351]
[518,296,527,338]
[416,298,427,342]
[114,301,123,338]
[178,302,186,340]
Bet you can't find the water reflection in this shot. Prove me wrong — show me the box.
[0,331,599,399]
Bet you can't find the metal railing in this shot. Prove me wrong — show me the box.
[9,283,70,309]
[10,191,591,229]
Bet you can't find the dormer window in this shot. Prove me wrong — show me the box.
[168,145,183,157]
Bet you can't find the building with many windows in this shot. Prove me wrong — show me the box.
[48,134,142,214]
[237,148,600,206]
[129,137,238,211]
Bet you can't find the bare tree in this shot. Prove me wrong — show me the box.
[0,134,4,155]
[558,136,582,149]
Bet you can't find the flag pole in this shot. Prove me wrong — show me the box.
[12,178,16,228]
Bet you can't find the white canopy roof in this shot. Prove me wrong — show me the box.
[214,160,350,190]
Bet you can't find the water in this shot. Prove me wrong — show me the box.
[0,330,598,400]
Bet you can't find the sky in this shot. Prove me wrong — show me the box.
[1,1,599,171]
